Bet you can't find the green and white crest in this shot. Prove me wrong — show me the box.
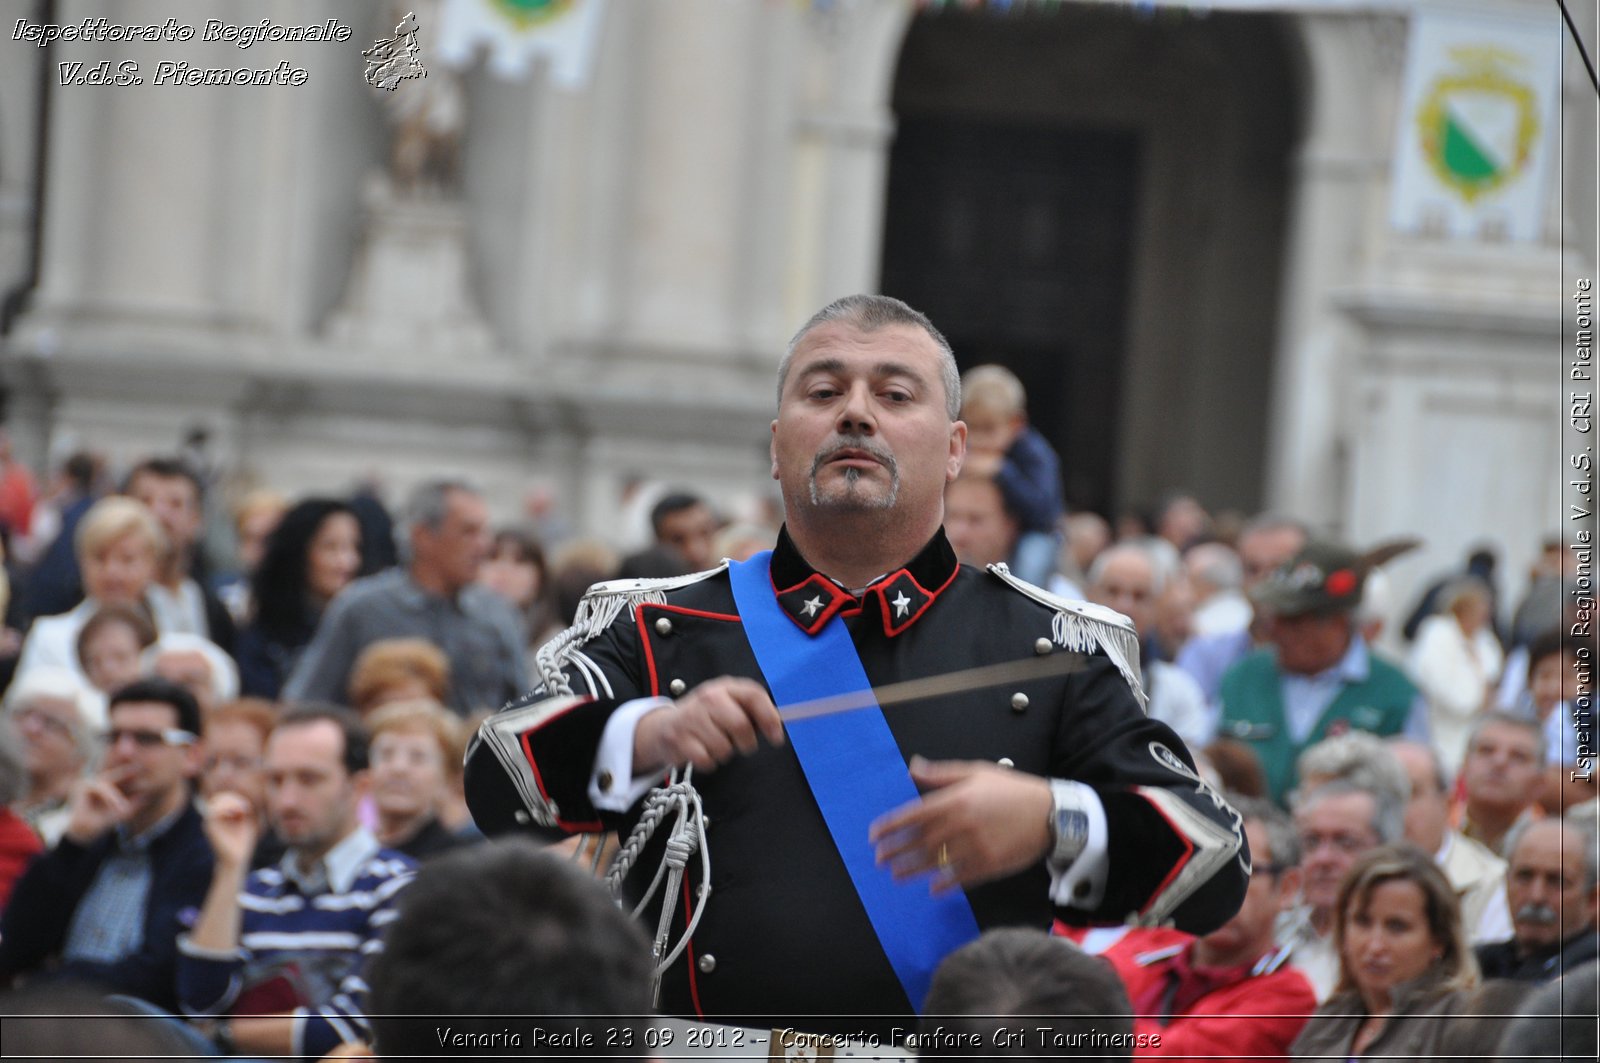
[491,0,575,30]
[1415,47,1539,204]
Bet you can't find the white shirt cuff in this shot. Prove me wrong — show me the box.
[1045,780,1109,910]
[590,696,674,812]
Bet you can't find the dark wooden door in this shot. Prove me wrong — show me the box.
[881,115,1141,516]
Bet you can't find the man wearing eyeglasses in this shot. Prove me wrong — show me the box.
[0,678,212,1012]
[1276,779,1403,1000]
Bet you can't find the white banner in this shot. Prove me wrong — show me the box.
[435,0,608,88]
[1389,5,1563,242]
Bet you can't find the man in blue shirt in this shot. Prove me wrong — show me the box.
[0,678,212,1011]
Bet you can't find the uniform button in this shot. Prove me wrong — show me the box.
[1034,638,1053,655]
[514,810,530,825]
[669,678,688,696]
[697,953,717,974]
[997,757,1014,769]
[1074,881,1092,899]
[598,771,614,793]
[1011,692,1029,712]
[655,617,674,636]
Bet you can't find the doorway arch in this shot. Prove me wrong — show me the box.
[880,6,1302,519]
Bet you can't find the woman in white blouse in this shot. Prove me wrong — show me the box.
[9,496,167,690]
[1408,577,1503,774]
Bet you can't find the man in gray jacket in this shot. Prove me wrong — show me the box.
[285,479,525,715]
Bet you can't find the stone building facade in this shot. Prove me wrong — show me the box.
[0,0,1592,621]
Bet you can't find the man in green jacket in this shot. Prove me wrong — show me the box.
[1217,542,1428,805]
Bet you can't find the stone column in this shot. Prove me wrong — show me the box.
[784,0,911,322]
[1264,13,1402,533]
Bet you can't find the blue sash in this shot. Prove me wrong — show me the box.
[727,552,980,1012]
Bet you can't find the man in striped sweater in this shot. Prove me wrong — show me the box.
[177,705,415,1057]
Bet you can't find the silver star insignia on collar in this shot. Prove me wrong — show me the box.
[891,590,911,618]
[801,595,825,618]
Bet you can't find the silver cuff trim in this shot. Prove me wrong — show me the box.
[475,694,592,828]
[1126,784,1243,928]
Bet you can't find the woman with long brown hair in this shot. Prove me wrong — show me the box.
[1291,844,1479,1061]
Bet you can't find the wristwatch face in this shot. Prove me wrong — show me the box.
[1053,807,1089,864]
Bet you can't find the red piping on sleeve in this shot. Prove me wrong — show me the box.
[517,701,604,833]
[1134,791,1197,915]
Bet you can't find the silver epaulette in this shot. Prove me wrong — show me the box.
[985,562,1149,714]
[533,563,730,698]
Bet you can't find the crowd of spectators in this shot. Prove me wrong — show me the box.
[0,433,1592,1059]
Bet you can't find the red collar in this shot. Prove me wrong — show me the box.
[767,526,960,638]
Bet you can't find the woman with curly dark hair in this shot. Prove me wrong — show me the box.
[235,498,362,698]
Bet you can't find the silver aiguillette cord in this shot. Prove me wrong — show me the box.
[776,651,1089,724]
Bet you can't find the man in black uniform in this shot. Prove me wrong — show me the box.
[465,294,1248,1036]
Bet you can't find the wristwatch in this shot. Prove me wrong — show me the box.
[1047,779,1090,868]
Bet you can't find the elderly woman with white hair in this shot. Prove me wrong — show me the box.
[9,496,167,687]
[3,667,105,846]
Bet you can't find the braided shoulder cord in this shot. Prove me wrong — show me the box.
[605,768,711,1005]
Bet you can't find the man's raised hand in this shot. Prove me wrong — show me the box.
[63,767,135,845]
[633,677,785,774]
[204,791,260,870]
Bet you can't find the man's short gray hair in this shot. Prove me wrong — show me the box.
[1186,543,1243,592]
[1086,540,1167,597]
[1296,730,1412,807]
[1292,778,1405,846]
[778,294,961,419]
[397,478,480,558]
[1504,815,1600,894]
[1467,710,1548,767]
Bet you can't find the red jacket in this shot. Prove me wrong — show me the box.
[0,808,43,911]
[1098,927,1316,1060]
